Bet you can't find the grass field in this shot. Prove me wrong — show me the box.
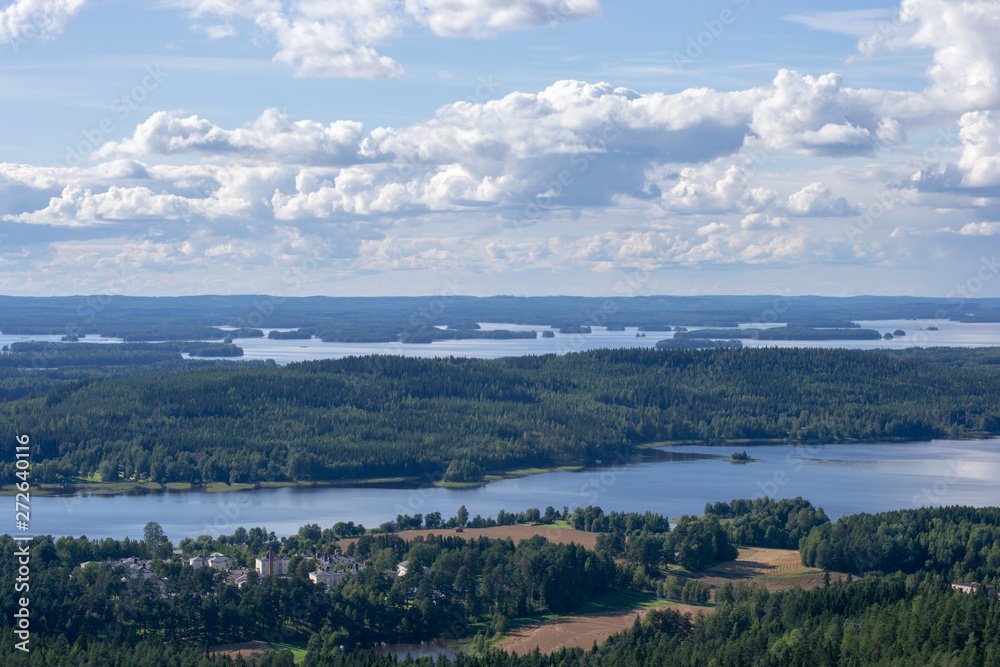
[204,482,255,492]
[266,641,308,662]
[494,593,705,657]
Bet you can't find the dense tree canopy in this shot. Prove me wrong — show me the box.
[2,347,999,485]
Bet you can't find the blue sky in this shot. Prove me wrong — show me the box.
[1,0,999,299]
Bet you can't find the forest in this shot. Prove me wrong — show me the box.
[1,347,999,485]
[2,293,999,342]
[1,502,998,666]
[673,327,883,341]
[800,506,1000,580]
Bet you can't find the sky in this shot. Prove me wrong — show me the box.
[1,0,999,299]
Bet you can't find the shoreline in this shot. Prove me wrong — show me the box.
[4,433,996,498]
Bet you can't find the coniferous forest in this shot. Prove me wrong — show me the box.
[1,347,999,486]
[1,502,999,666]
[2,296,1000,664]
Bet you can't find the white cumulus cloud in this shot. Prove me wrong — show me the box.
[0,0,87,44]
[404,0,601,38]
[169,0,602,78]
[786,182,856,217]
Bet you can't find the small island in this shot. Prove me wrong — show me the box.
[267,329,313,340]
[728,451,757,463]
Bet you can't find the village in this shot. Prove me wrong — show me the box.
[79,547,366,593]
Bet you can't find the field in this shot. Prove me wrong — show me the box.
[496,600,708,656]
[693,546,849,593]
[340,531,845,657]
[492,546,846,656]
[207,641,273,659]
[338,524,598,551]
[708,546,814,577]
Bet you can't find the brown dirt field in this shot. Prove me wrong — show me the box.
[208,641,274,658]
[708,547,814,578]
[496,604,708,656]
[680,548,848,595]
[339,525,597,551]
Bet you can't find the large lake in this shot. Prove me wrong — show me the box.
[10,321,1000,541]
[29,439,1000,541]
[3,319,999,365]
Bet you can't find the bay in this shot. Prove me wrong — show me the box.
[29,438,1000,541]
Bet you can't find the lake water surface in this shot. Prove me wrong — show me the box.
[4,320,999,365]
[30,438,1000,540]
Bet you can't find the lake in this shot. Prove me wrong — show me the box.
[3,319,999,365]
[29,438,1000,541]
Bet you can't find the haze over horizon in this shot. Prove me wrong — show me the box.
[2,0,1000,299]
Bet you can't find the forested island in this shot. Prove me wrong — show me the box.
[2,294,999,343]
[2,347,1000,489]
[673,327,883,341]
[1,500,998,665]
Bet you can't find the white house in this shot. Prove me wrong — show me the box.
[255,554,292,576]
[207,553,236,570]
[189,555,206,569]
[952,582,998,597]
[309,570,345,587]
[396,560,429,578]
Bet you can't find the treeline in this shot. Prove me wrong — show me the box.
[591,515,736,574]
[94,325,236,341]
[0,342,182,367]
[705,496,830,549]
[675,327,882,341]
[801,505,1000,580]
[302,573,1000,665]
[0,359,273,409]
[568,507,671,534]
[3,294,999,343]
[3,501,1000,665]
[268,330,312,339]
[398,330,538,344]
[786,319,860,328]
[0,530,615,659]
[654,338,743,350]
[5,571,998,666]
[3,347,1000,484]
[0,341,244,366]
